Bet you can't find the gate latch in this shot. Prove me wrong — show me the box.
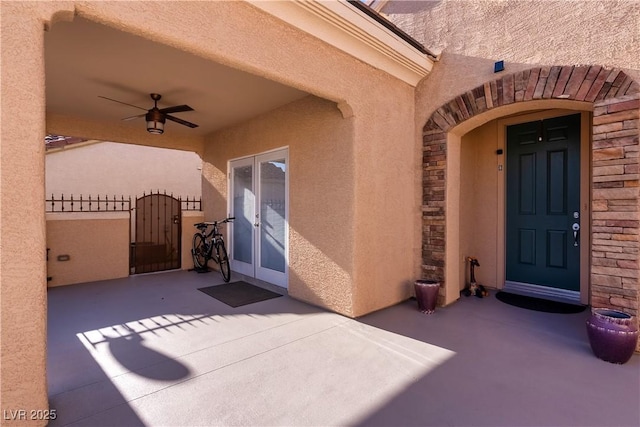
[173,215,180,225]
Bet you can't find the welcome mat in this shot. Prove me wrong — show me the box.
[198,281,282,308]
[496,291,587,314]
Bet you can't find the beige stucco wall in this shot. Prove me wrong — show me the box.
[383,0,640,125]
[46,209,202,288]
[204,91,418,317]
[1,2,62,422]
[351,91,419,316]
[204,96,355,314]
[46,213,129,287]
[206,90,422,317]
[46,141,202,199]
[182,211,204,271]
[384,1,640,71]
[459,121,500,290]
[2,1,421,418]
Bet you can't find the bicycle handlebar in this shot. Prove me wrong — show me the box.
[194,217,235,228]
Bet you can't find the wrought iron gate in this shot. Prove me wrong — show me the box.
[132,192,181,274]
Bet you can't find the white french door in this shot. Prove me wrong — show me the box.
[229,148,288,288]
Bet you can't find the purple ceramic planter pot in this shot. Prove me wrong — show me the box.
[414,280,440,314]
[586,308,639,364]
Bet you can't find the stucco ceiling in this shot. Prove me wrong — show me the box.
[45,17,309,138]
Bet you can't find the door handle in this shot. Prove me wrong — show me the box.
[572,223,580,247]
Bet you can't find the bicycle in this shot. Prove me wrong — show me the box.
[192,217,234,282]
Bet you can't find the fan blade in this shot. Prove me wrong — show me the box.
[166,115,199,128]
[98,96,147,111]
[122,113,147,121]
[159,105,194,114]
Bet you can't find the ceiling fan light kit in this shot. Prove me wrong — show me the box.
[99,92,198,135]
[146,108,166,135]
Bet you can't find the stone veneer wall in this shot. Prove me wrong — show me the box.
[422,66,639,321]
[591,96,639,315]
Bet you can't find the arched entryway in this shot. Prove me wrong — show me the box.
[422,65,639,318]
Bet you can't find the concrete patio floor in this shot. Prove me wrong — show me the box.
[47,270,639,427]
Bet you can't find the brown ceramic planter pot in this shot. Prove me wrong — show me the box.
[586,308,639,364]
[414,280,440,314]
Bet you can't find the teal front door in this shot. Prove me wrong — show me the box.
[506,114,581,294]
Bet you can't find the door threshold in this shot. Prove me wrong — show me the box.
[132,268,182,276]
[503,281,580,305]
[233,272,288,296]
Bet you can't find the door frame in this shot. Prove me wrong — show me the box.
[228,146,289,288]
[497,109,590,304]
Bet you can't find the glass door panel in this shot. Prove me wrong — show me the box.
[257,156,287,283]
[230,158,255,276]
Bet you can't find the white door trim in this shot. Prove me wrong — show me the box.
[228,147,289,288]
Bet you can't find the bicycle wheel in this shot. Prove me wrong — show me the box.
[216,240,231,282]
[192,233,208,269]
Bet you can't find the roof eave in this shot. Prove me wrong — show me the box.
[247,0,435,87]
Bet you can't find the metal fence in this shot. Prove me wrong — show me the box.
[179,195,202,211]
[46,192,201,213]
[46,194,131,212]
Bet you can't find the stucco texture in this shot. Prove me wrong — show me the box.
[203,91,419,318]
[1,2,65,423]
[459,120,500,289]
[383,0,640,123]
[384,1,639,67]
[46,214,130,287]
[203,96,355,314]
[46,142,202,199]
[182,211,204,271]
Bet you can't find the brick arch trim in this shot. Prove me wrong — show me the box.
[424,66,639,133]
[421,66,639,317]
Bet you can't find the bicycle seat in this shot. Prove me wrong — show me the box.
[194,222,208,231]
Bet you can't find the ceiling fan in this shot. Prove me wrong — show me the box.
[99,93,198,135]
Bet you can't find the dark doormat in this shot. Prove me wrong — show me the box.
[198,281,282,308]
[496,291,587,314]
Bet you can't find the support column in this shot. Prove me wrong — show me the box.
[421,130,447,303]
[591,95,640,321]
[1,4,50,425]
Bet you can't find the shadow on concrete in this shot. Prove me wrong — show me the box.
[47,272,639,426]
[46,270,321,426]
